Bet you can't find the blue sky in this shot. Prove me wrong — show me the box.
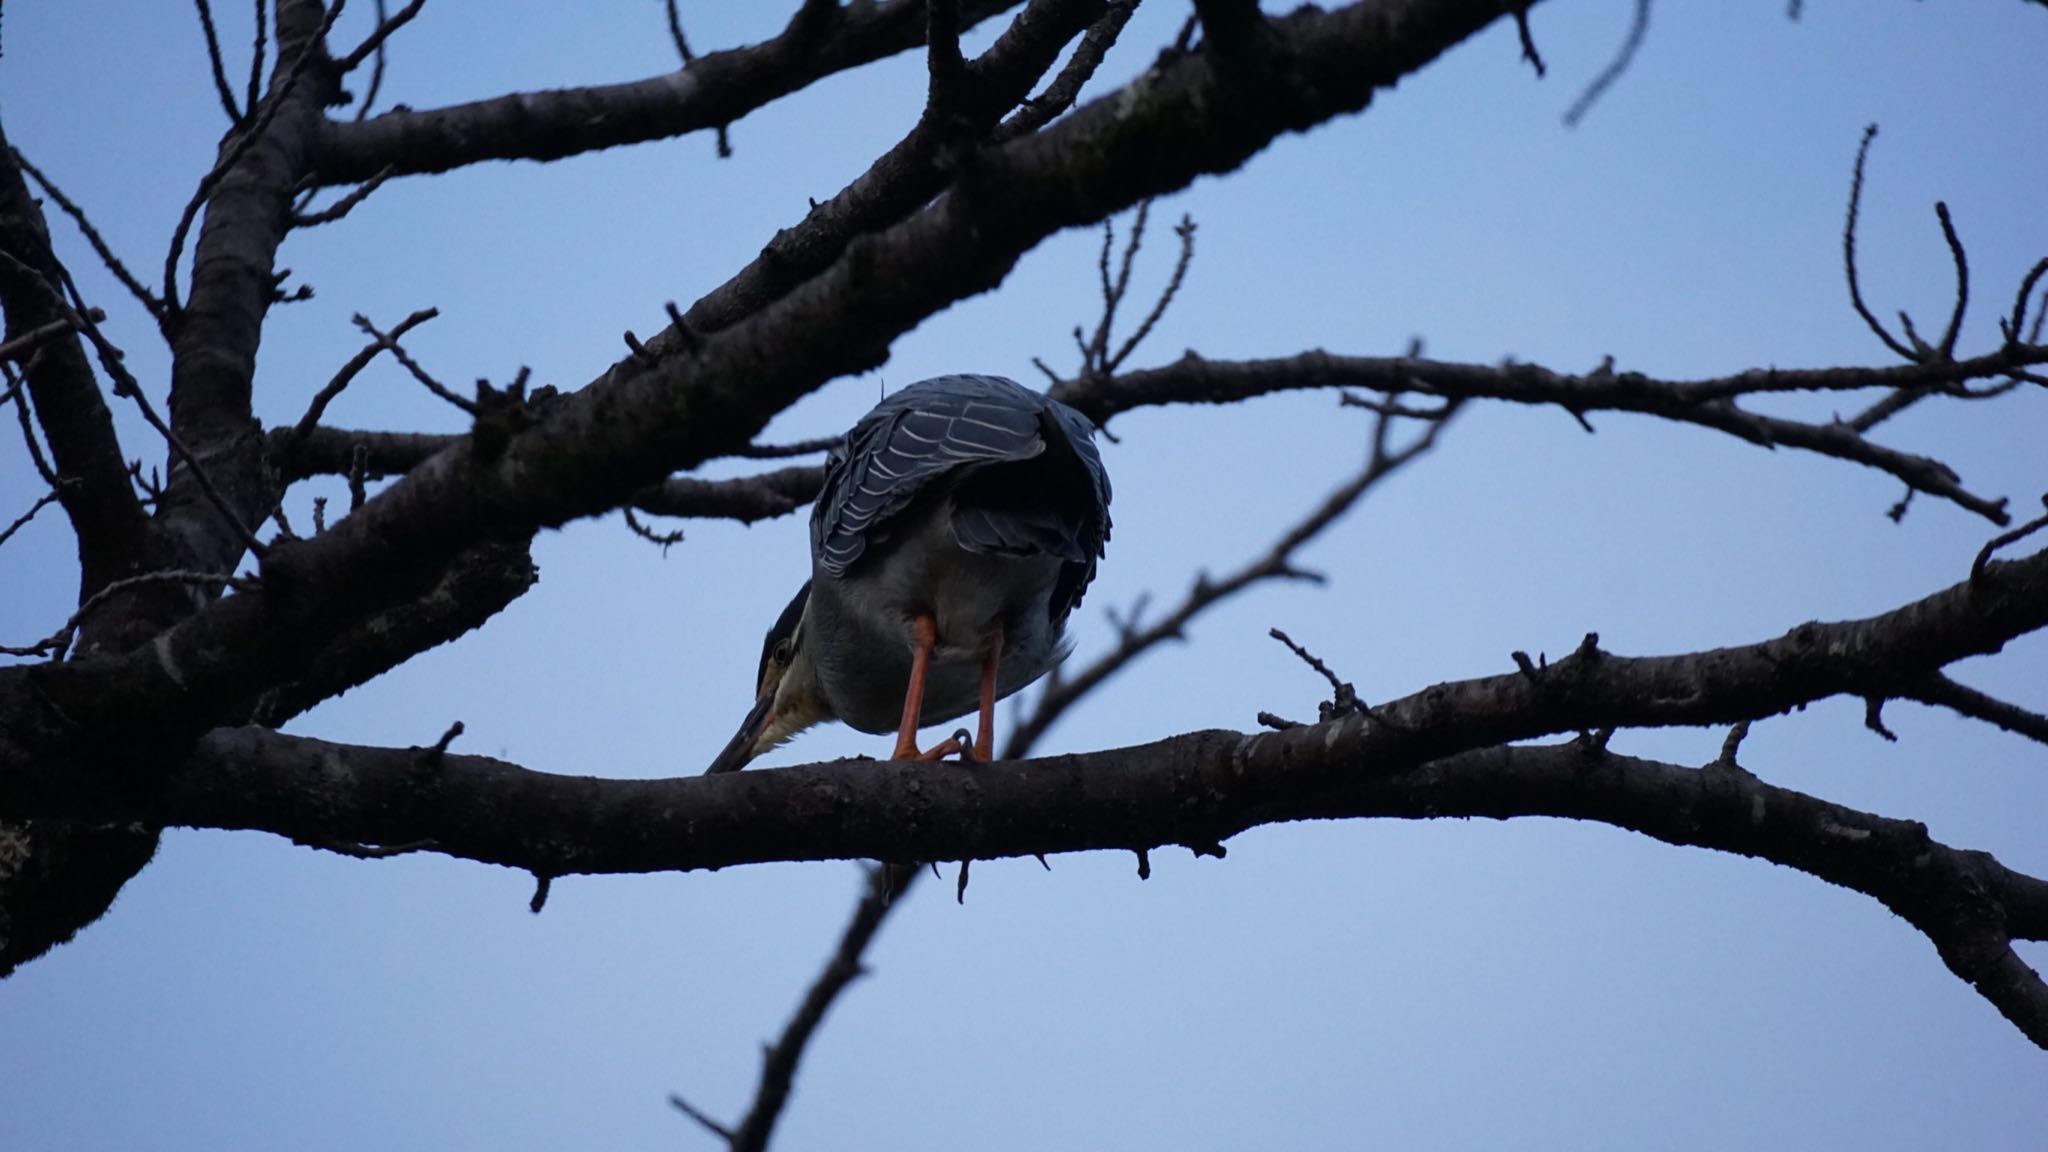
[3,2,2046,1149]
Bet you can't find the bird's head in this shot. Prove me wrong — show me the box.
[705,581,832,774]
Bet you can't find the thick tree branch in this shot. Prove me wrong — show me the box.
[158,1,338,591]
[140,703,2048,1047]
[247,540,540,727]
[671,0,1105,341]
[40,535,2046,831]
[0,123,150,596]
[0,0,1580,872]
[312,0,1030,185]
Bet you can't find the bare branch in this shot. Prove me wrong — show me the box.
[1973,495,2048,584]
[246,541,538,727]
[995,0,1139,140]
[1562,0,1649,127]
[248,0,269,114]
[663,0,698,64]
[669,0,1102,344]
[1107,214,1196,374]
[924,0,969,128]
[0,0,1634,809]
[1934,200,1969,359]
[621,506,686,552]
[1907,672,2048,748]
[0,133,150,592]
[16,271,268,558]
[1,570,252,660]
[286,307,439,446]
[163,1,344,312]
[1055,347,2027,523]
[729,436,838,460]
[133,636,2048,1048]
[631,466,825,526]
[717,865,908,1152]
[1841,124,1920,362]
[0,490,59,550]
[0,312,96,366]
[2,369,60,489]
[314,0,1032,185]
[350,312,476,414]
[1512,6,1545,76]
[193,0,247,122]
[337,0,428,72]
[1006,402,1459,755]
[290,165,395,226]
[9,149,168,322]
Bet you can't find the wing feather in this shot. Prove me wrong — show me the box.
[812,375,1051,576]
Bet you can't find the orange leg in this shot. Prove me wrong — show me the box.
[893,615,965,761]
[972,621,1004,762]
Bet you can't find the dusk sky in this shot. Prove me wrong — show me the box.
[3,3,2046,1149]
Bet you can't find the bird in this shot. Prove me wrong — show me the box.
[706,373,1111,773]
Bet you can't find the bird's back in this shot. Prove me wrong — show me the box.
[812,375,1111,622]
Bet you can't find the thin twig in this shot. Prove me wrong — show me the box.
[4,365,61,488]
[622,506,686,553]
[351,312,476,414]
[1106,214,1195,374]
[1908,673,2048,748]
[193,0,245,121]
[353,0,389,119]
[1972,495,2048,585]
[1934,201,1969,359]
[1513,7,1546,77]
[0,490,59,549]
[287,306,438,445]
[11,149,167,321]
[711,864,907,1152]
[0,569,253,658]
[292,165,394,226]
[0,312,95,365]
[247,0,268,114]
[1562,0,1648,127]
[663,0,697,64]
[1842,125,1919,362]
[338,0,426,71]
[2007,257,2048,347]
[995,0,1139,141]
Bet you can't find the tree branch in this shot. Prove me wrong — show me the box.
[312,0,1031,185]
[0,122,150,595]
[1054,346,2034,523]
[157,0,340,586]
[631,465,826,526]
[0,0,1585,843]
[139,694,2048,1048]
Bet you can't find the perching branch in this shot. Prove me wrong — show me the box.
[93,538,2048,1048]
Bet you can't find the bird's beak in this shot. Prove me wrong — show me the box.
[706,690,775,775]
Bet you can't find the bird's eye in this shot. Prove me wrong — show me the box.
[772,639,793,665]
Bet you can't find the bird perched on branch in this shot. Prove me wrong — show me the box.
[707,374,1112,773]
